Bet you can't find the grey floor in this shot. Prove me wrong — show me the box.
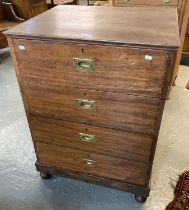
[0,48,189,210]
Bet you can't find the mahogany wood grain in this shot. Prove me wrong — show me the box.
[4,6,179,49]
[23,82,160,135]
[113,0,178,7]
[12,39,168,98]
[145,51,175,184]
[30,116,153,163]
[5,5,179,200]
[36,142,148,186]
[36,162,150,196]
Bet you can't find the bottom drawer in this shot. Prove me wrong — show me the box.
[36,142,148,186]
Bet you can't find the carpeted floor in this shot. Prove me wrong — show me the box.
[0,48,189,210]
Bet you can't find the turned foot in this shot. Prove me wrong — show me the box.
[135,194,147,203]
[40,172,52,179]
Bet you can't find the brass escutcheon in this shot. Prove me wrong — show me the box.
[81,159,96,167]
[79,133,95,143]
[75,99,96,111]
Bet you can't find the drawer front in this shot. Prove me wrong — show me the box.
[24,82,160,135]
[36,142,148,186]
[114,0,178,7]
[31,116,153,163]
[13,39,168,98]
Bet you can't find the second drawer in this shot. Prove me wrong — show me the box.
[24,82,161,135]
[30,116,153,164]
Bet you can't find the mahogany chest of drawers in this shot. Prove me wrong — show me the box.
[5,6,179,202]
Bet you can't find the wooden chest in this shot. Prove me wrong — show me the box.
[4,6,179,202]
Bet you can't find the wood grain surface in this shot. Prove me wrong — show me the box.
[13,39,168,98]
[22,82,161,135]
[36,162,150,196]
[36,142,148,186]
[4,6,179,48]
[5,4,179,197]
[31,116,153,163]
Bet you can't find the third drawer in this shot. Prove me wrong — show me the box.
[30,116,153,164]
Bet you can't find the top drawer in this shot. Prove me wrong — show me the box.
[13,39,168,98]
[113,0,178,7]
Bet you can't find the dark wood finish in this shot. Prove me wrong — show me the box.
[5,6,179,49]
[40,172,52,179]
[30,116,153,163]
[12,39,168,98]
[36,162,150,197]
[24,83,160,134]
[0,5,4,20]
[113,0,178,7]
[35,142,148,186]
[5,6,179,201]
[145,50,176,185]
[135,194,147,203]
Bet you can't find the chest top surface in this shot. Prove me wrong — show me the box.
[5,5,179,49]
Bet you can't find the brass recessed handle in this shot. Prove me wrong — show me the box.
[75,99,96,111]
[81,159,96,167]
[73,58,95,72]
[79,133,95,143]
[162,0,171,3]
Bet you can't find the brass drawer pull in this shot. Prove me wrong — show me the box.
[72,58,95,72]
[162,0,171,3]
[82,159,96,167]
[75,99,96,111]
[79,133,95,143]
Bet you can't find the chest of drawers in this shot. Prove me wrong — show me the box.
[5,5,179,202]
